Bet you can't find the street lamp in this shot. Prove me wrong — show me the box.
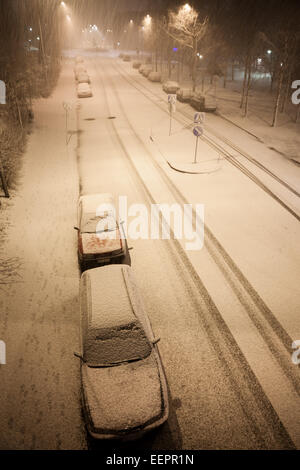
[145,14,151,26]
[267,50,272,55]
[183,3,192,12]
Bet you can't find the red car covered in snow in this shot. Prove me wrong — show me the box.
[75,193,125,271]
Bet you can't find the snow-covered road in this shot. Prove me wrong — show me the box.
[0,52,299,449]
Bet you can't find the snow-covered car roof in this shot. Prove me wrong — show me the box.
[83,265,138,331]
[81,265,152,365]
[75,63,86,71]
[78,82,91,91]
[163,80,179,88]
[79,193,114,214]
[77,73,89,79]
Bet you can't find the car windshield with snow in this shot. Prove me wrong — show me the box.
[83,320,152,366]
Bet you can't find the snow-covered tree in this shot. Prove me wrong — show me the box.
[166,4,208,91]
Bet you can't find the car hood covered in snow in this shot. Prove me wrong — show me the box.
[82,351,165,435]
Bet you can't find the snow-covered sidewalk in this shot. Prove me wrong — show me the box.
[0,62,84,449]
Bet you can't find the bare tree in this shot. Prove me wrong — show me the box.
[166,4,208,91]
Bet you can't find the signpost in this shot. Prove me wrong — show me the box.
[168,94,176,136]
[194,112,205,124]
[192,125,203,163]
[63,101,72,144]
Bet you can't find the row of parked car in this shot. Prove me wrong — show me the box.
[73,190,169,440]
[74,56,93,98]
[119,53,216,112]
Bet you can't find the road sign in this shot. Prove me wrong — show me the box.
[168,94,177,104]
[63,101,72,111]
[194,112,205,124]
[193,125,203,137]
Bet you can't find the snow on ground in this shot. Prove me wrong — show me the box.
[74,53,297,449]
[115,56,300,343]
[0,50,299,450]
[212,79,300,164]
[121,52,300,164]
[0,62,84,449]
[94,54,300,446]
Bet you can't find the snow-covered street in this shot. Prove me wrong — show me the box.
[0,51,299,450]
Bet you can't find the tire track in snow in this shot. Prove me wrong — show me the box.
[87,57,297,449]
[111,60,300,366]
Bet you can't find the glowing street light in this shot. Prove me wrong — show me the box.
[61,1,66,7]
[267,49,272,55]
[130,19,133,24]
[66,14,71,22]
[183,3,192,12]
[144,14,152,26]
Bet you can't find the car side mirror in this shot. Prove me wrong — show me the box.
[152,337,160,345]
[74,226,79,231]
[74,351,84,361]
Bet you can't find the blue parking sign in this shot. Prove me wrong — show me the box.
[193,126,203,137]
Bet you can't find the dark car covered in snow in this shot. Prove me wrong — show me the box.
[77,265,169,440]
[75,193,125,270]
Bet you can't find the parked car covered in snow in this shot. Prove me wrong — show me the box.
[132,61,141,69]
[77,264,169,440]
[76,73,90,84]
[142,66,153,77]
[74,65,87,79]
[176,87,193,103]
[75,193,125,270]
[123,54,131,62]
[139,64,151,75]
[202,95,217,112]
[162,81,180,94]
[148,71,161,82]
[77,82,93,98]
[190,92,217,112]
[190,91,205,111]
[75,56,84,63]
